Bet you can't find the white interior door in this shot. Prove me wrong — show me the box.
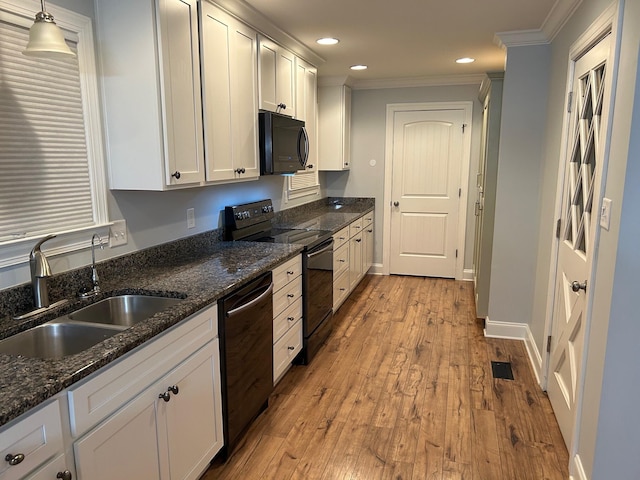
[389,109,465,277]
[547,34,611,449]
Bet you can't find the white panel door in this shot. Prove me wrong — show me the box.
[547,34,611,449]
[389,109,464,277]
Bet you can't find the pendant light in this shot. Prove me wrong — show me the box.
[23,0,75,58]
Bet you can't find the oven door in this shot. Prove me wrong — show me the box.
[304,238,334,336]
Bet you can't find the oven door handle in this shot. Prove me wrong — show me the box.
[226,283,274,318]
[307,239,334,258]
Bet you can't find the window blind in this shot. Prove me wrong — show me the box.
[0,19,94,243]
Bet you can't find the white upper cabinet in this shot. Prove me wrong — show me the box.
[318,85,351,171]
[96,0,205,190]
[294,58,318,172]
[200,3,259,182]
[258,36,296,117]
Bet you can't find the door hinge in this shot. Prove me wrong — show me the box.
[555,218,562,239]
[547,335,552,353]
[459,188,462,197]
[567,92,573,113]
[462,123,467,133]
[455,249,458,258]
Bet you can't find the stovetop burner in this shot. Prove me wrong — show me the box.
[224,199,333,249]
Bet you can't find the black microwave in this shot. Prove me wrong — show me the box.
[259,111,309,175]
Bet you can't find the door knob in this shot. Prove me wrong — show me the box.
[393,201,399,207]
[571,280,587,292]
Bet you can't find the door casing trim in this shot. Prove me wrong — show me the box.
[382,101,473,279]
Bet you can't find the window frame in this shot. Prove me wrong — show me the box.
[0,0,110,269]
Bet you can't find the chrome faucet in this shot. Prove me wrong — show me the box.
[30,234,56,308]
[89,233,104,295]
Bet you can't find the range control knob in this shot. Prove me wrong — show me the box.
[235,212,243,220]
[243,211,250,219]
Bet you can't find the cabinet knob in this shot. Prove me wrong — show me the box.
[355,238,362,243]
[287,346,295,350]
[159,391,171,402]
[171,171,181,180]
[287,316,295,321]
[235,167,246,174]
[57,471,73,480]
[393,201,399,207]
[287,293,295,298]
[168,385,179,395]
[339,259,346,263]
[306,164,314,169]
[5,453,25,466]
[287,270,294,275]
[277,103,287,110]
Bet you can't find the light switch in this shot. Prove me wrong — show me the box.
[187,208,196,229]
[109,220,128,247]
[600,197,612,230]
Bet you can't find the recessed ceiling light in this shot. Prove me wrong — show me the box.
[317,37,339,45]
[456,57,475,64]
[350,64,368,71]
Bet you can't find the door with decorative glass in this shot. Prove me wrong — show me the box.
[547,33,611,449]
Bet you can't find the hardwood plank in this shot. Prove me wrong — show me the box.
[202,277,569,480]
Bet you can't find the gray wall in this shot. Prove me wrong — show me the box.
[488,44,551,338]
[325,84,483,272]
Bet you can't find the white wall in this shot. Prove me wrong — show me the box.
[487,44,551,334]
[325,84,483,272]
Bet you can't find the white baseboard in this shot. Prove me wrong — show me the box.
[484,317,529,340]
[368,263,385,275]
[571,454,588,480]
[485,317,544,386]
[462,268,474,281]
[524,325,543,385]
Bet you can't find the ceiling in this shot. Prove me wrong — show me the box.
[241,0,559,84]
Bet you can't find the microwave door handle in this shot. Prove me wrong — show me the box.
[298,126,309,168]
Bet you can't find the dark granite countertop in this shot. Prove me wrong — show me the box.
[0,242,301,427]
[0,196,374,428]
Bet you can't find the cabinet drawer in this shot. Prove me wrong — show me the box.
[273,275,302,317]
[362,212,374,227]
[349,218,363,237]
[273,319,302,383]
[333,269,350,312]
[333,226,349,250]
[272,255,302,292]
[273,298,302,344]
[333,243,349,277]
[68,304,217,437]
[0,401,63,480]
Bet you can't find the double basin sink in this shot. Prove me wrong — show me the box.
[0,295,183,359]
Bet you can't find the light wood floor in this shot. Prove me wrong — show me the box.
[204,275,569,479]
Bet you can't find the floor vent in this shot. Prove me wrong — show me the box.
[491,361,514,380]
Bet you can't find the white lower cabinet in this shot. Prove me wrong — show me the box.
[333,210,375,312]
[74,340,222,480]
[272,256,303,384]
[0,401,69,480]
[65,303,223,480]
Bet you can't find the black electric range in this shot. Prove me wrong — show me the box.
[223,199,334,365]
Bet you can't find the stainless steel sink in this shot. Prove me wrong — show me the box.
[0,322,123,359]
[68,295,183,327]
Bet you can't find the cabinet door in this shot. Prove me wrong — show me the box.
[74,390,162,480]
[349,232,363,290]
[157,0,205,186]
[342,85,351,169]
[161,341,223,480]
[295,58,318,172]
[318,85,351,171]
[201,3,258,182]
[364,222,374,273]
[258,36,295,117]
[25,454,73,480]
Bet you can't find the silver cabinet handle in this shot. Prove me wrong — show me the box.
[5,454,25,466]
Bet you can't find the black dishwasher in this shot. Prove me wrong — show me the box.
[218,271,274,457]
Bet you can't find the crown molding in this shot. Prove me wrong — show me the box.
[318,75,354,87]
[210,0,325,67]
[542,0,584,41]
[349,74,485,90]
[494,29,549,48]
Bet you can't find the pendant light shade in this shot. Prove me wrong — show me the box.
[23,1,75,58]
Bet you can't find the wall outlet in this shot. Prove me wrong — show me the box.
[109,220,128,247]
[187,208,196,229]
